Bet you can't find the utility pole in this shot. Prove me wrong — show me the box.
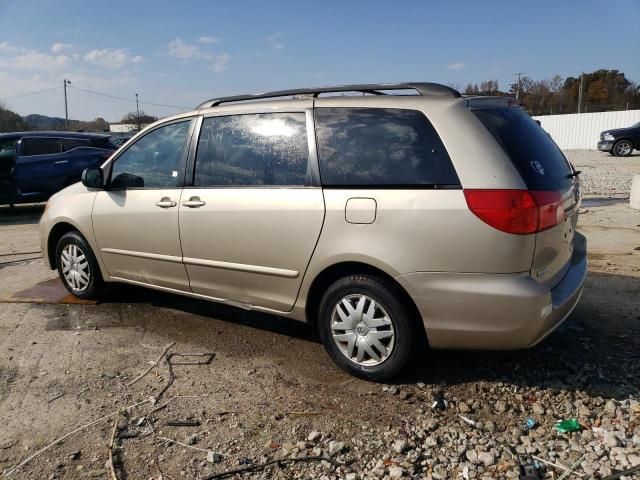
[63,79,71,129]
[514,72,524,101]
[577,73,584,114]
[135,93,140,131]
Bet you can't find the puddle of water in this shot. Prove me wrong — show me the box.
[582,197,629,207]
[6,278,96,305]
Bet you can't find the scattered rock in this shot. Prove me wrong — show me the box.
[308,431,321,442]
[186,434,199,445]
[389,465,404,479]
[478,451,496,467]
[206,451,223,463]
[393,439,407,453]
[328,440,345,455]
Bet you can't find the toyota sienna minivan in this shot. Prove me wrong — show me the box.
[39,83,587,380]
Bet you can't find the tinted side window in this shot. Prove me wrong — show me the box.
[62,138,90,151]
[472,107,571,190]
[194,113,308,186]
[21,138,63,156]
[110,120,191,189]
[315,108,459,187]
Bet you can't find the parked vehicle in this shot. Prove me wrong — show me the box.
[39,83,587,380]
[597,121,640,156]
[109,135,133,147]
[0,131,117,205]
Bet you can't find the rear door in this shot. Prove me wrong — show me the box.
[14,137,67,197]
[179,105,324,311]
[471,105,578,286]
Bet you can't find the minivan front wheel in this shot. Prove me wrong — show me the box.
[56,231,104,299]
[612,139,633,157]
[318,274,415,381]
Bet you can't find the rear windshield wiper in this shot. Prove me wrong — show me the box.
[567,170,581,178]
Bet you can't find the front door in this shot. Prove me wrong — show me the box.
[179,109,325,311]
[92,119,194,291]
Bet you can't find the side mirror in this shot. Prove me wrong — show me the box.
[81,168,103,189]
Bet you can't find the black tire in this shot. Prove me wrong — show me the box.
[55,231,105,300]
[612,139,633,157]
[317,274,417,381]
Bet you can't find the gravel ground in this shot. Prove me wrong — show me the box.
[1,161,639,480]
[565,150,640,197]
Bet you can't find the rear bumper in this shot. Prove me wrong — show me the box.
[396,233,587,350]
[597,140,613,151]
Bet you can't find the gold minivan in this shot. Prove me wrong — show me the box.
[39,83,587,380]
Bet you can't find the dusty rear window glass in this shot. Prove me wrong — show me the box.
[472,107,572,191]
[194,113,309,187]
[315,108,459,187]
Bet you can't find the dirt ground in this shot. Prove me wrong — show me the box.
[0,150,639,480]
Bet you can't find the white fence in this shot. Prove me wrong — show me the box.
[532,110,640,150]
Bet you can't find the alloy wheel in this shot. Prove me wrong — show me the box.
[615,141,632,156]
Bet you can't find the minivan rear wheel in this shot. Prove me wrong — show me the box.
[317,274,415,381]
[56,231,105,300]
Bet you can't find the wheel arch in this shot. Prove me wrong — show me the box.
[304,261,427,341]
[46,221,84,269]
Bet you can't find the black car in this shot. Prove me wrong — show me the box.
[597,121,640,157]
[0,131,117,205]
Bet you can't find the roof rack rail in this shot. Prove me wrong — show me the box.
[196,82,461,109]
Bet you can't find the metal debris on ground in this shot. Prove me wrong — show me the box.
[431,390,448,410]
[166,419,201,427]
[518,460,545,480]
[523,417,538,432]
[555,418,582,433]
[201,456,344,480]
[166,352,215,365]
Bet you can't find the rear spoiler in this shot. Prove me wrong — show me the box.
[466,96,519,110]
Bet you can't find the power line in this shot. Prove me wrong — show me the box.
[68,85,189,110]
[0,85,62,101]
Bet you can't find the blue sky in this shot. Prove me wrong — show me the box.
[1,0,639,122]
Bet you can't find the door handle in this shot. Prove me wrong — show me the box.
[182,196,206,208]
[54,160,69,165]
[155,197,177,208]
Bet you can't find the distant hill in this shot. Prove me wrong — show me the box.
[23,114,68,131]
[23,114,109,132]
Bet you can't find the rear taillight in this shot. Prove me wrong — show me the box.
[464,189,565,235]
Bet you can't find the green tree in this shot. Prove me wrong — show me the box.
[0,104,30,132]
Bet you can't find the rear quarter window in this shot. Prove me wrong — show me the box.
[315,108,459,187]
[471,107,572,191]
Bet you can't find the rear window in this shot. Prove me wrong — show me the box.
[315,108,459,187]
[62,138,90,151]
[21,138,63,156]
[472,107,572,190]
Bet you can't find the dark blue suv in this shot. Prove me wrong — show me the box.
[0,131,117,205]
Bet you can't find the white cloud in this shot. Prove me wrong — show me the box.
[447,62,465,71]
[267,32,284,50]
[13,51,70,71]
[198,36,219,44]
[83,48,141,70]
[51,42,72,53]
[167,38,200,59]
[167,38,229,72]
[0,41,25,53]
[209,53,230,72]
